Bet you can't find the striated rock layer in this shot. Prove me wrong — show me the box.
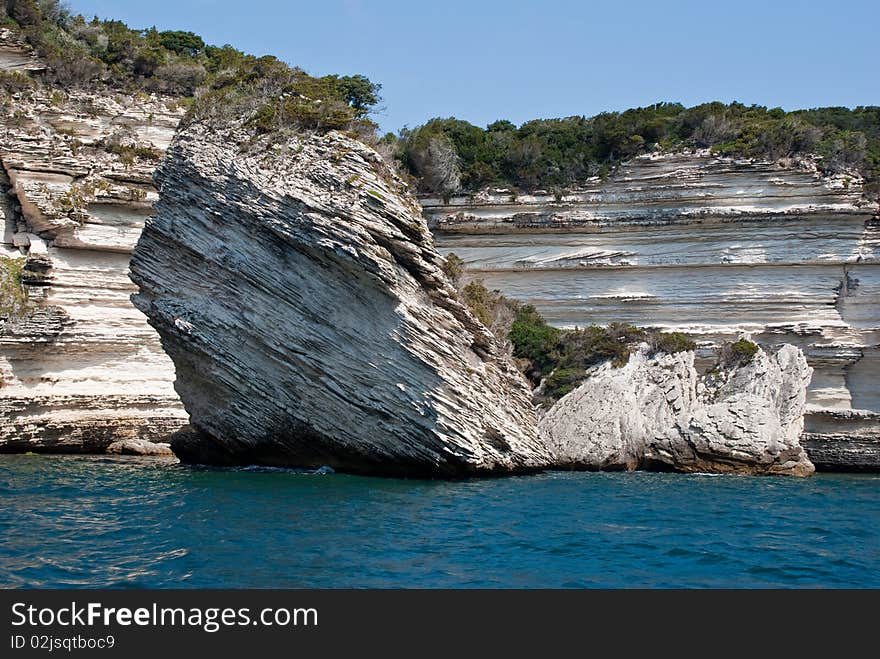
[539,344,815,476]
[0,29,187,453]
[129,124,552,476]
[426,151,880,470]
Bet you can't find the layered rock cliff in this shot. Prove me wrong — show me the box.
[425,151,880,470]
[539,344,815,476]
[1,19,876,473]
[129,123,552,476]
[0,29,186,453]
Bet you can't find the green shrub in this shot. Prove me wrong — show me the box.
[723,338,760,365]
[647,331,696,356]
[158,30,204,57]
[557,323,645,370]
[2,2,381,137]
[508,305,560,376]
[395,102,880,194]
[520,322,647,404]
[0,256,29,321]
[441,252,465,286]
[541,367,585,400]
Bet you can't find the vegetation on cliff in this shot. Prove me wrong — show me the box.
[722,338,760,366]
[394,103,880,198]
[448,256,696,404]
[0,0,381,135]
[3,2,877,199]
[0,256,28,321]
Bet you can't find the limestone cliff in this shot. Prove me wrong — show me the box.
[539,344,815,476]
[0,28,185,453]
[1,18,877,473]
[426,151,880,470]
[129,123,552,476]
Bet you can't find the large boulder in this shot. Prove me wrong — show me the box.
[129,124,552,477]
[539,344,815,476]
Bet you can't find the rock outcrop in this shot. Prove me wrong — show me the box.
[129,124,552,476]
[427,151,880,470]
[0,28,187,453]
[2,19,876,473]
[539,344,815,476]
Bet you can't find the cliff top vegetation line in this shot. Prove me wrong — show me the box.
[444,262,700,405]
[0,0,382,136]
[392,103,880,198]
[2,1,877,201]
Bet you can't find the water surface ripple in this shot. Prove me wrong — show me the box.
[1,455,878,588]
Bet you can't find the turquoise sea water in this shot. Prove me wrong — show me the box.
[1,455,878,588]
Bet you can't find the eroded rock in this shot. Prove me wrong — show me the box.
[428,151,880,470]
[0,31,188,452]
[130,124,552,476]
[539,344,815,476]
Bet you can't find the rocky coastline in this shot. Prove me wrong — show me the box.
[0,29,186,455]
[539,343,814,476]
[1,26,877,476]
[427,151,880,472]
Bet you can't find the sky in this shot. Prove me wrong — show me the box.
[68,0,880,134]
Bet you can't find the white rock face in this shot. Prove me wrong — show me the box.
[130,124,552,476]
[0,28,44,73]
[539,344,815,476]
[0,31,188,453]
[428,151,880,469]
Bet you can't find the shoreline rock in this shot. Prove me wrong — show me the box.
[0,28,188,453]
[539,344,815,476]
[129,125,553,477]
[106,438,174,457]
[428,151,880,470]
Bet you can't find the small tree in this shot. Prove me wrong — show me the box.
[336,74,380,116]
[407,130,461,195]
[441,253,465,287]
[158,30,205,57]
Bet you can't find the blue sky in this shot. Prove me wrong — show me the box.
[69,0,879,133]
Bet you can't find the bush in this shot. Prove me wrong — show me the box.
[509,305,560,373]
[158,30,204,57]
[395,102,880,193]
[2,2,381,138]
[47,52,104,87]
[0,256,29,321]
[558,323,644,370]
[647,331,696,356]
[722,338,760,365]
[525,322,647,403]
[148,62,206,95]
[441,252,465,287]
[540,367,584,400]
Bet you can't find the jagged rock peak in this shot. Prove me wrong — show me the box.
[130,124,553,476]
[539,343,815,476]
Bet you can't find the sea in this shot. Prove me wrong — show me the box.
[1,454,877,588]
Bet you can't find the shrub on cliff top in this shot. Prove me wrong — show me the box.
[529,323,646,404]
[392,102,880,194]
[721,338,760,366]
[509,305,561,380]
[2,1,382,136]
[647,331,697,356]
